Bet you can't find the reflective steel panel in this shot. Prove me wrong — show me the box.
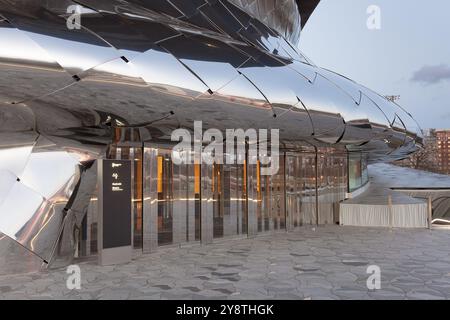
[0,24,76,104]
[20,142,81,200]
[0,2,121,76]
[159,34,247,92]
[129,46,209,95]
[0,0,423,275]
[0,170,17,206]
[0,143,35,178]
[0,231,44,275]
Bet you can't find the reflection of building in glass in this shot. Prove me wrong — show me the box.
[395,128,450,175]
[0,0,422,275]
[348,153,369,193]
[436,129,450,174]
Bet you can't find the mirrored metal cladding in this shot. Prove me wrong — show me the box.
[0,0,422,273]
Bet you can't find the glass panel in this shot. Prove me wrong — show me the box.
[348,153,363,192]
[262,174,271,231]
[212,161,247,238]
[301,154,316,225]
[238,163,247,235]
[141,147,196,250]
[157,153,173,246]
[361,154,369,186]
[132,148,143,249]
[348,152,367,193]
[222,165,234,237]
[142,147,158,253]
[318,153,332,225]
[172,157,187,244]
[316,151,348,225]
[230,164,240,235]
[273,154,286,230]
[256,160,262,232]
[201,161,214,244]
[212,163,224,239]
[185,164,201,242]
[194,164,201,241]
[285,155,302,229]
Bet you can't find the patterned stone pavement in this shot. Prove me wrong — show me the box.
[1,226,450,300]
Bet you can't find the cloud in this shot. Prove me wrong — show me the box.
[411,64,450,84]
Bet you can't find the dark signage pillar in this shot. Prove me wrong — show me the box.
[98,159,132,265]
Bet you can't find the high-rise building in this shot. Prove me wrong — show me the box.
[436,129,450,174]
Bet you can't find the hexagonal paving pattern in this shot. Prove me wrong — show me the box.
[1,226,450,300]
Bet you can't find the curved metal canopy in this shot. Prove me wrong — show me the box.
[0,0,421,271]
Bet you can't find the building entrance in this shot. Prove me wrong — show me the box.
[80,145,348,257]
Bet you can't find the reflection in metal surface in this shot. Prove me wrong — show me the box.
[20,137,80,200]
[0,0,421,154]
[49,160,98,268]
[0,137,91,262]
[0,0,422,274]
[229,0,302,44]
[0,231,44,275]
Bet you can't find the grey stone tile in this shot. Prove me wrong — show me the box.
[406,288,446,300]
[368,286,405,300]
[2,226,450,300]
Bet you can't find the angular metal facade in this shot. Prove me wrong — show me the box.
[0,0,422,274]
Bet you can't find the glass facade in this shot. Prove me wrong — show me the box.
[318,151,348,224]
[348,152,369,192]
[141,148,202,250]
[80,146,352,256]
[250,156,286,234]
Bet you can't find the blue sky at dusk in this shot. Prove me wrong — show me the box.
[299,0,450,130]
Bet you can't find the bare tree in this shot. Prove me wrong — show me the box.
[395,141,440,173]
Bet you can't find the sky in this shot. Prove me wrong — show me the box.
[298,0,450,130]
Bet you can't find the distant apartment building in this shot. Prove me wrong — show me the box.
[436,129,450,174]
[423,128,437,145]
[394,128,440,173]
